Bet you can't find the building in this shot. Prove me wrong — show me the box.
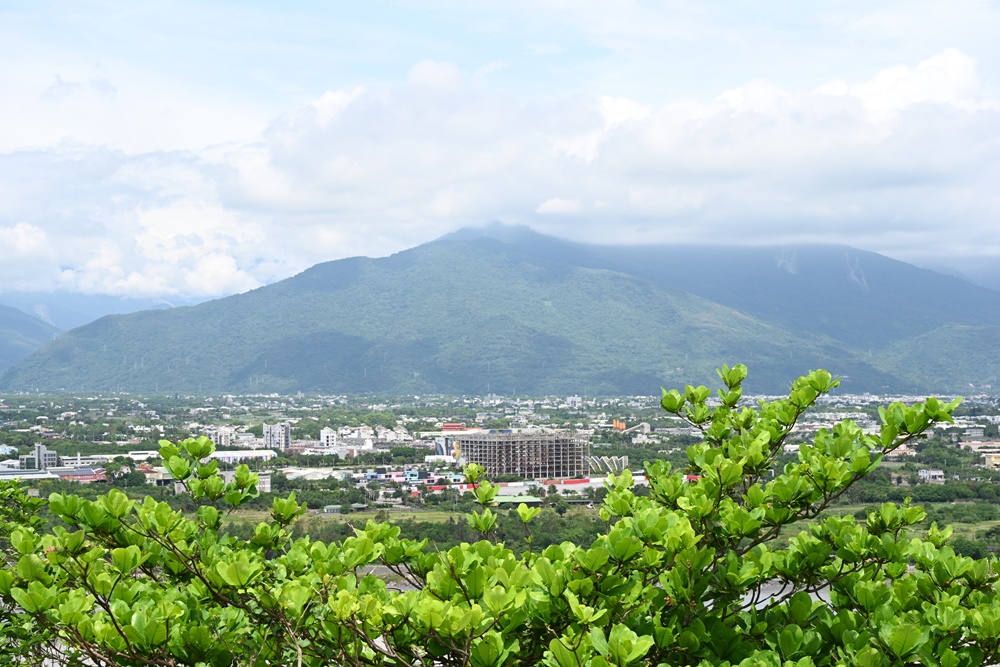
[207,426,234,448]
[918,468,946,484]
[0,468,59,483]
[220,469,272,493]
[588,455,629,475]
[52,466,107,484]
[19,443,58,471]
[983,452,1000,469]
[58,451,160,468]
[135,464,176,487]
[208,449,278,465]
[171,469,272,495]
[457,429,590,479]
[320,427,338,447]
[884,444,918,459]
[263,423,291,451]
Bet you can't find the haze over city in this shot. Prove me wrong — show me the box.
[3,1,1000,300]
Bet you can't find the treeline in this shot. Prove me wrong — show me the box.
[840,471,1000,504]
[226,507,607,553]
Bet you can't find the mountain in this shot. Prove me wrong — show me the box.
[0,304,60,375]
[0,291,206,330]
[4,225,1000,394]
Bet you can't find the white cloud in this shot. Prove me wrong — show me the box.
[0,223,50,257]
[717,81,791,116]
[536,198,584,214]
[41,75,116,102]
[850,49,987,121]
[2,48,1000,297]
[0,54,270,154]
[307,88,366,128]
[181,253,260,296]
[474,60,511,81]
[240,49,1000,261]
[598,96,651,127]
[0,223,59,290]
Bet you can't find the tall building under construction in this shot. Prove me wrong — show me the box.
[457,430,590,479]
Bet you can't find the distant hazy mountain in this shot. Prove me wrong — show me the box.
[0,304,59,375]
[5,225,1000,394]
[914,260,1000,294]
[0,292,206,331]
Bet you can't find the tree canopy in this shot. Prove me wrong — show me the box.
[2,365,994,667]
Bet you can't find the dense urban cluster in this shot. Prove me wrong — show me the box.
[4,389,1000,539]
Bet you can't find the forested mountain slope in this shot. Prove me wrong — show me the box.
[4,226,997,394]
[0,303,59,375]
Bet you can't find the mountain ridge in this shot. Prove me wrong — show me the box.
[3,226,997,394]
[0,303,60,374]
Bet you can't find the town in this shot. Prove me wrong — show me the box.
[4,388,1000,523]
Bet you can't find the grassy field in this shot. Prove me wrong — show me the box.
[313,509,462,523]
[225,501,998,552]
[224,507,465,525]
[774,502,1000,547]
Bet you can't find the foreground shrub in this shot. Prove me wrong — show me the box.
[3,366,992,667]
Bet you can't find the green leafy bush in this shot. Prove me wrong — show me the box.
[3,366,995,667]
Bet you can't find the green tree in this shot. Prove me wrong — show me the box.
[3,366,995,667]
[292,420,321,440]
[111,470,149,488]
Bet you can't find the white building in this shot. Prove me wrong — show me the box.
[19,444,58,471]
[320,427,338,447]
[209,449,278,464]
[221,469,272,493]
[207,426,234,448]
[263,423,291,451]
[918,469,946,484]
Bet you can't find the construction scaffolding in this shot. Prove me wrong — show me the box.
[457,430,591,479]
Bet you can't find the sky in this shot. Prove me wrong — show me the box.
[2,0,1000,298]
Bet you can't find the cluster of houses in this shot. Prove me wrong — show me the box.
[0,442,273,493]
[200,422,413,459]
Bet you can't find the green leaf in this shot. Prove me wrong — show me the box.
[183,435,215,460]
[788,591,814,625]
[677,630,700,653]
[165,455,191,482]
[879,623,929,659]
[590,627,609,657]
[17,554,52,586]
[549,638,578,667]
[111,545,143,574]
[101,489,134,518]
[215,553,261,588]
[517,503,541,523]
[777,624,803,658]
[10,581,55,613]
[660,389,683,413]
